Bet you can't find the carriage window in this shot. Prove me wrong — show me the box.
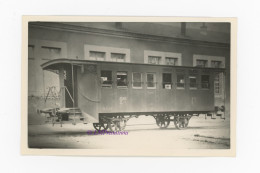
[148,56,161,64]
[189,76,197,89]
[177,75,185,89]
[89,51,105,61]
[162,73,172,89]
[147,73,156,89]
[165,57,178,66]
[201,75,210,89]
[111,53,126,62]
[132,72,142,89]
[117,72,128,88]
[101,71,112,88]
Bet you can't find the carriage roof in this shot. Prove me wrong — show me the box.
[41,58,225,72]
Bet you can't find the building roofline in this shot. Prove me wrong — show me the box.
[29,22,230,49]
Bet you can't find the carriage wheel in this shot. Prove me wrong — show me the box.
[156,114,170,129]
[108,121,120,132]
[174,116,190,130]
[108,119,127,132]
[93,122,109,131]
[119,119,127,131]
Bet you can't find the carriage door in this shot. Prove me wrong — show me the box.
[145,72,157,112]
[175,70,189,111]
[100,70,114,112]
[161,73,173,110]
[116,71,129,112]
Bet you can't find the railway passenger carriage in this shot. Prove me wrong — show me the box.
[40,58,226,131]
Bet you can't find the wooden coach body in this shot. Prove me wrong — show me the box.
[41,58,225,126]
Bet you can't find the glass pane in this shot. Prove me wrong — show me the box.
[166,57,177,65]
[148,56,160,64]
[89,51,105,60]
[201,75,210,89]
[147,73,155,88]
[111,53,125,62]
[101,71,112,86]
[117,72,127,87]
[196,60,208,67]
[163,73,172,89]
[211,61,221,68]
[189,76,197,88]
[42,46,61,59]
[177,75,185,88]
[133,73,142,88]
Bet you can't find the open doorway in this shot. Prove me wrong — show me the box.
[63,65,78,108]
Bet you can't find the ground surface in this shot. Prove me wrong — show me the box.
[28,115,230,149]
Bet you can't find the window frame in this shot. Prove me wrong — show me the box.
[211,60,222,68]
[111,53,126,62]
[146,73,156,89]
[189,76,198,90]
[132,72,143,89]
[201,75,210,89]
[176,74,185,89]
[214,73,223,95]
[196,59,208,67]
[214,75,220,93]
[162,73,172,89]
[41,46,62,60]
[89,51,106,61]
[148,56,161,65]
[165,57,178,66]
[116,71,128,89]
[100,70,113,88]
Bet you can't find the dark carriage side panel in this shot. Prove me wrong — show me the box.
[131,89,145,111]
[189,69,215,111]
[143,65,160,112]
[190,90,214,111]
[175,68,190,111]
[157,67,175,111]
[98,64,116,113]
[130,65,145,112]
[77,64,99,123]
[98,63,134,113]
[114,65,132,112]
[74,61,220,122]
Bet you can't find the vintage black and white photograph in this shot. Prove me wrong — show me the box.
[22,17,236,156]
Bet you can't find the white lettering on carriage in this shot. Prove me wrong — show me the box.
[119,97,127,104]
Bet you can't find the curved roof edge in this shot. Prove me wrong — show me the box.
[41,58,226,71]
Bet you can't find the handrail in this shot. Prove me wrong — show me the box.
[60,86,75,104]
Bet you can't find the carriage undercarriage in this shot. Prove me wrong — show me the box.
[94,114,192,131]
[39,108,223,131]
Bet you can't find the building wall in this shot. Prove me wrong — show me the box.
[28,23,230,119]
[29,26,230,64]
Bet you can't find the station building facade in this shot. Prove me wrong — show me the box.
[28,22,230,120]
